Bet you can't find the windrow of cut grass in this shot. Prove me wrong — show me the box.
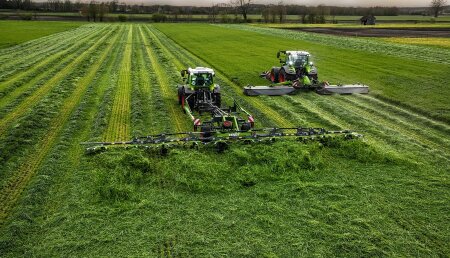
[0,27,115,137]
[103,25,133,142]
[139,25,190,133]
[130,26,162,136]
[0,24,121,224]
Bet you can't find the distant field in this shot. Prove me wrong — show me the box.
[0,20,82,48]
[381,37,450,48]
[260,23,450,29]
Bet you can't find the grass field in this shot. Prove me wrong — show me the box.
[0,22,448,256]
[0,20,83,49]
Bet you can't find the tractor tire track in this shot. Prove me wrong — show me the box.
[0,25,109,93]
[0,27,114,137]
[139,25,189,133]
[148,25,292,128]
[103,25,133,142]
[0,25,121,225]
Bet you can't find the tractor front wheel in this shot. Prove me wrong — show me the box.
[270,68,280,83]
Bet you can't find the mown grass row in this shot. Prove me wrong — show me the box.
[130,26,162,136]
[0,25,121,224]
[0,25,101,79]
[103,25,133,142]
[139,25,190,133]
[0,25,109,94]
[0,27,114,137]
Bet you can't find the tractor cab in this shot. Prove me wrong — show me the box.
[279,51,312,69]
[181,67,216,91]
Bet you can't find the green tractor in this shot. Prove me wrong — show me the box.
[244,50,369,96]
[268,50,319,86]
[177,67,254,134]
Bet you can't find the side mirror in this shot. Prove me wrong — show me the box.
[276,52,280,58]
[181,70,187,77]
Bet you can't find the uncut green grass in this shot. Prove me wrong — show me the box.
[0,20,83,49]
[0,23,448,257]
[155,23,450,122]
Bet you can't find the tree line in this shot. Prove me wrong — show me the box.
[0,0,447,22]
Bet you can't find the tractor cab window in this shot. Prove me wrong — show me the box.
[288,54,309,66]
[191,73,213,86]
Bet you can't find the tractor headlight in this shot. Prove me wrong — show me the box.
[288,61,294,65]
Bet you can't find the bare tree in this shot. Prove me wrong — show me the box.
[430,0,447,17]
[231,0,252,22]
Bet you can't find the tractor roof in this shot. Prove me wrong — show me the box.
[188,67,215,75]
[286,51,310,56]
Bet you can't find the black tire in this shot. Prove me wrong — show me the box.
[187,93,195,110]
[178,87,184,105]
[213,93,221,108]
[270,67,280,83]
[279,69,287,83]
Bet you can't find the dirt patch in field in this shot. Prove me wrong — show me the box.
[288,28,450,37]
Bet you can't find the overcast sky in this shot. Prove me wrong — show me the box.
[145,0,432,7]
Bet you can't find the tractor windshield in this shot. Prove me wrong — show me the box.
[288,54,309,67]
[191,73,213,87]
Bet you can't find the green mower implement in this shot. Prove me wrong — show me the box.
[244,50,369,96]
[82,67,362,153]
